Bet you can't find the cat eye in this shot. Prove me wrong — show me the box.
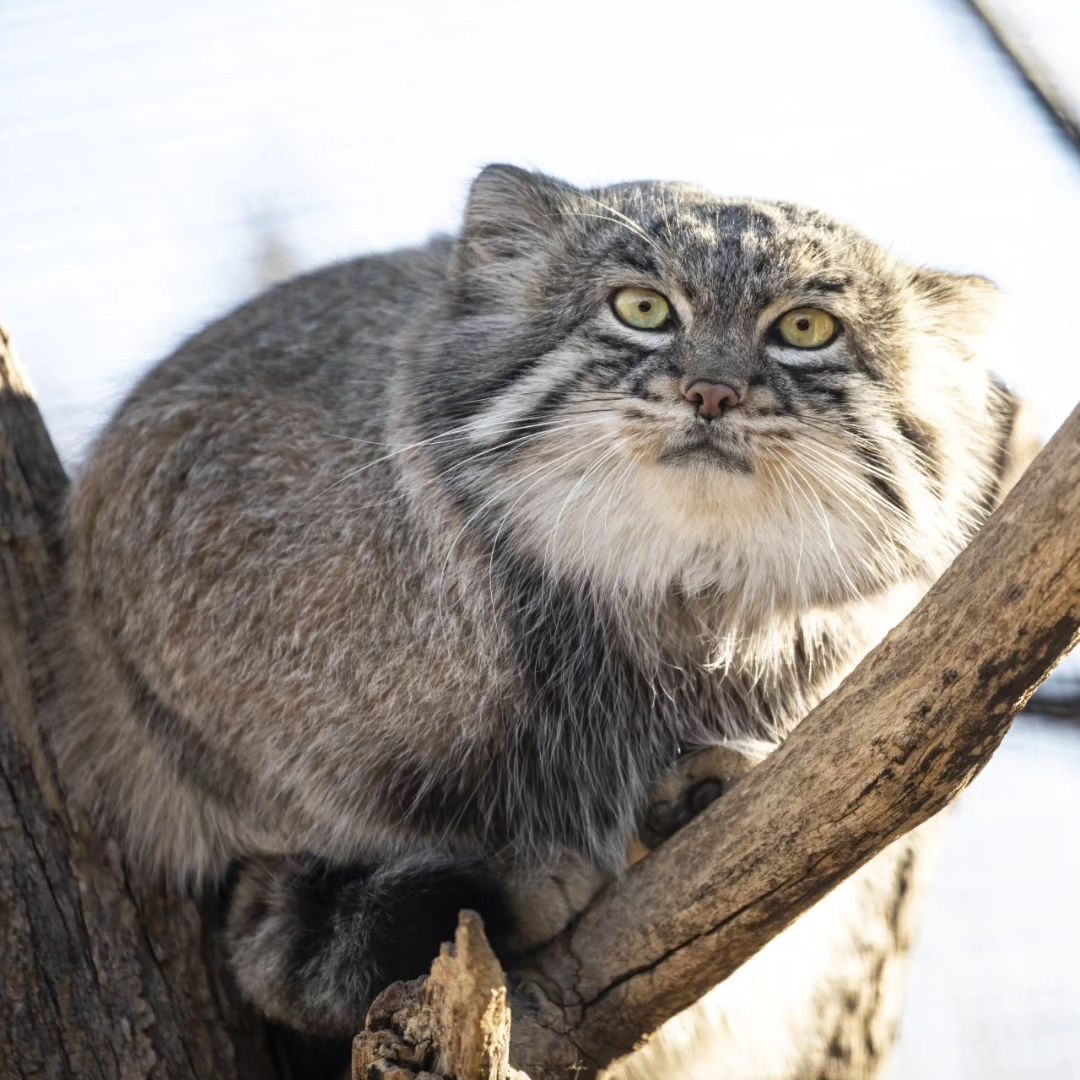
[773,308,839,349]
[611,287,672,331]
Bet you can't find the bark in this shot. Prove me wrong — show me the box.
[2,324,1077,1080]
[0,327,282,1080]
[353,912,527,1080]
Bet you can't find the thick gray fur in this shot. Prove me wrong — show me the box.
[55,165,1019,1064]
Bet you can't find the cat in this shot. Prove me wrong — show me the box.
[55,164,1023,1076]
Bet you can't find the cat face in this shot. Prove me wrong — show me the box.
[412,165,1005,616]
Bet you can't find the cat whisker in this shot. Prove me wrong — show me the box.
[432,416,613,488]
[542,441,627,575]
[480,436,618,603]
[779,455,864,600]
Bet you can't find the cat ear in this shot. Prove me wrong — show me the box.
[453,164,574,272]
[906,270,1000,362]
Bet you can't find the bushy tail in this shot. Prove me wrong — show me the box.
[224,851,512,1040]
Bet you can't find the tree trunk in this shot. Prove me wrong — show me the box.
[0,327,282,1080]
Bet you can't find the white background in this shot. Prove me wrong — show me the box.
[1,1,1077,1076]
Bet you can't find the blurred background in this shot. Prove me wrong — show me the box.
[1,1,1076,1076]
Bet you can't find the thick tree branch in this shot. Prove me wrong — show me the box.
[504,403,1079,1076]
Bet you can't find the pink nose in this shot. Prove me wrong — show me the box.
[684,380,741,420]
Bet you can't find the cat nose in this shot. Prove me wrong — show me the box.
[683,380,742,420]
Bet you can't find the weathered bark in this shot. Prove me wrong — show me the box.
[0,327,282,1080]
[2,323,1077,1080]
[353,912,527,1080]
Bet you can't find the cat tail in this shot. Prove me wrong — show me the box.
[224,850,513,1038]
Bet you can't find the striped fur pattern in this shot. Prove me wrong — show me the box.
[55,165,1018,1064]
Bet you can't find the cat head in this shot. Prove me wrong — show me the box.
[406,164,1011,618]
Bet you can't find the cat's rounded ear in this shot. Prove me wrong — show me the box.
[905,269,1001,362]
[452,164,575,274]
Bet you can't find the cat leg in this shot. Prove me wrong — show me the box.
[502,743,774,951]
[503,743,774,952]
[225,743,766,1041]
[224,851,513,1038]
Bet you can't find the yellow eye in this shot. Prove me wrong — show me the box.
[612,287,671,330]
[775,307,839,349]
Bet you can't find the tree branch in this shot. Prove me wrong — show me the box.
[502,403,1079,1076]
[353,911,528,1080]
[961,0,1080,158]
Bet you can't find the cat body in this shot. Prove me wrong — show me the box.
[57,166,1016,1070]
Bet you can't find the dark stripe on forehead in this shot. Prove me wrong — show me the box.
[609,247,665,277]
[585,226,665,275]
[803,276,850,295]
[714,203,780,238]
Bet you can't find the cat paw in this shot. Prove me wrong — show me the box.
[636,742,768,853]
[499,852,610,952]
